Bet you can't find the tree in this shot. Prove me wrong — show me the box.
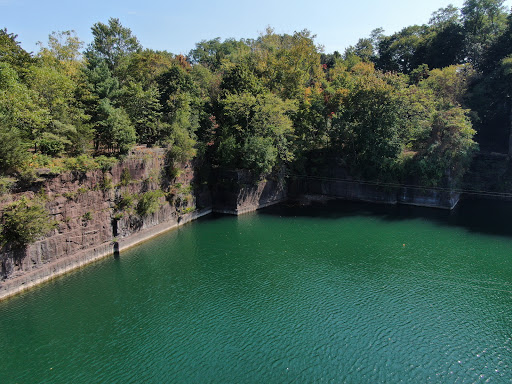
[344,38,375,62]
[125,49,174,88]
[189,37,250,70]
[96,99,136,154]
[121,81,164,145]
[37,30,84,77]
[413,108,477,186]
[376,25,429,74]
[251,28,324,99]
[86,18,141,73]
[419,65,475,107]
[462,0,508,66]
[0,29,34,78]
[330,64,408,178]
[0,62,50,149]
[217,91,296,175]
[0,121,29,174]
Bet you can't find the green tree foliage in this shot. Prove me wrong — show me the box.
[84,58,120,100]
[462,0,508,65]
[96,99,136,154]
[136,190,164,217]
[376,25,430,73]
[0,62,50,149]
[0,29,34,77]
[37,30,84,76]
[330,63,408,178]
[156,60,200,159]
[86,18,141,73]
[406,66,478,185]
[0,197,56,247]
[412,108,477,185]
[0,17,489,191]
[189,37,250,70]
[425,6,466,68]
[217,91,296,175]
[121,81,164,145]
[124,49,175,88]
[0,120,29,174]
[251,28,324,100]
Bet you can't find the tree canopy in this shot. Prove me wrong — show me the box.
[3,4,512,186]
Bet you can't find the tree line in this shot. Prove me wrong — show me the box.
[1,0,511,188]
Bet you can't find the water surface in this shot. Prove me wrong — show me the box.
[1,198,512,383]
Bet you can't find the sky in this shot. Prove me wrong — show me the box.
[1,0,512,55]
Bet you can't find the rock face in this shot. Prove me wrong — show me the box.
[0,149,211,299]
[212,168,287,214]
[288,158,460,209]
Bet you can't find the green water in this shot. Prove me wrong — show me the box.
[1,199,512,383]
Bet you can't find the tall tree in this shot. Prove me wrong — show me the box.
[86,18,141,73]
[462,0,508,66]
[0,29,34,78]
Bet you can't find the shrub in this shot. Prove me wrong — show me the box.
[0,177,15,195]
[38,133,70,157]
[136,190,164,217]
[182,206,196,214]
[64,155,98,173]
[100,176,113,191]
[120,168,132,186]
[115,193,135,212]
[95,155,118,172]
[0,197,56,247]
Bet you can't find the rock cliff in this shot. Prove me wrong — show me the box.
[0,148,210,299]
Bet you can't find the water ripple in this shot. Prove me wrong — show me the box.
[1,208,512,383]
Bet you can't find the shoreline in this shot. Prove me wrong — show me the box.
[0,189,469,302]
[0,208,212,302]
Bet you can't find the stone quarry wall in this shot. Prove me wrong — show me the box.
[288,157,459,209]
[0,148,211,300]
[212,168,287,215]
[289,176,459,209]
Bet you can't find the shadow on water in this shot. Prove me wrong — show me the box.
[258,196,512,238]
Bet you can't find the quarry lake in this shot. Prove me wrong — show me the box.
[1,198,512,383]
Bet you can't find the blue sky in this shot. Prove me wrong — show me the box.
[2,0,511,55]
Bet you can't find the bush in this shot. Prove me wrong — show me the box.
[100,176,113,191]
[38,133,70,157]
[136,190,164,217]
[64,155,98,173]
[95,155,118,172]
[0,197,56,247]
[0,123,29,175]
[242,136,278,176]
[0,177,15,195]
[120,168,132,186]
[115,193,135,212]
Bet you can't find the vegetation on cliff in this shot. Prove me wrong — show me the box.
[0,197,56,248]
[1,1,512,246]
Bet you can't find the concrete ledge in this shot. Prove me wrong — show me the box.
[0,208,212,301]
[118,209,212,252]
[213,198,287,215]
[0,242,114,301]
